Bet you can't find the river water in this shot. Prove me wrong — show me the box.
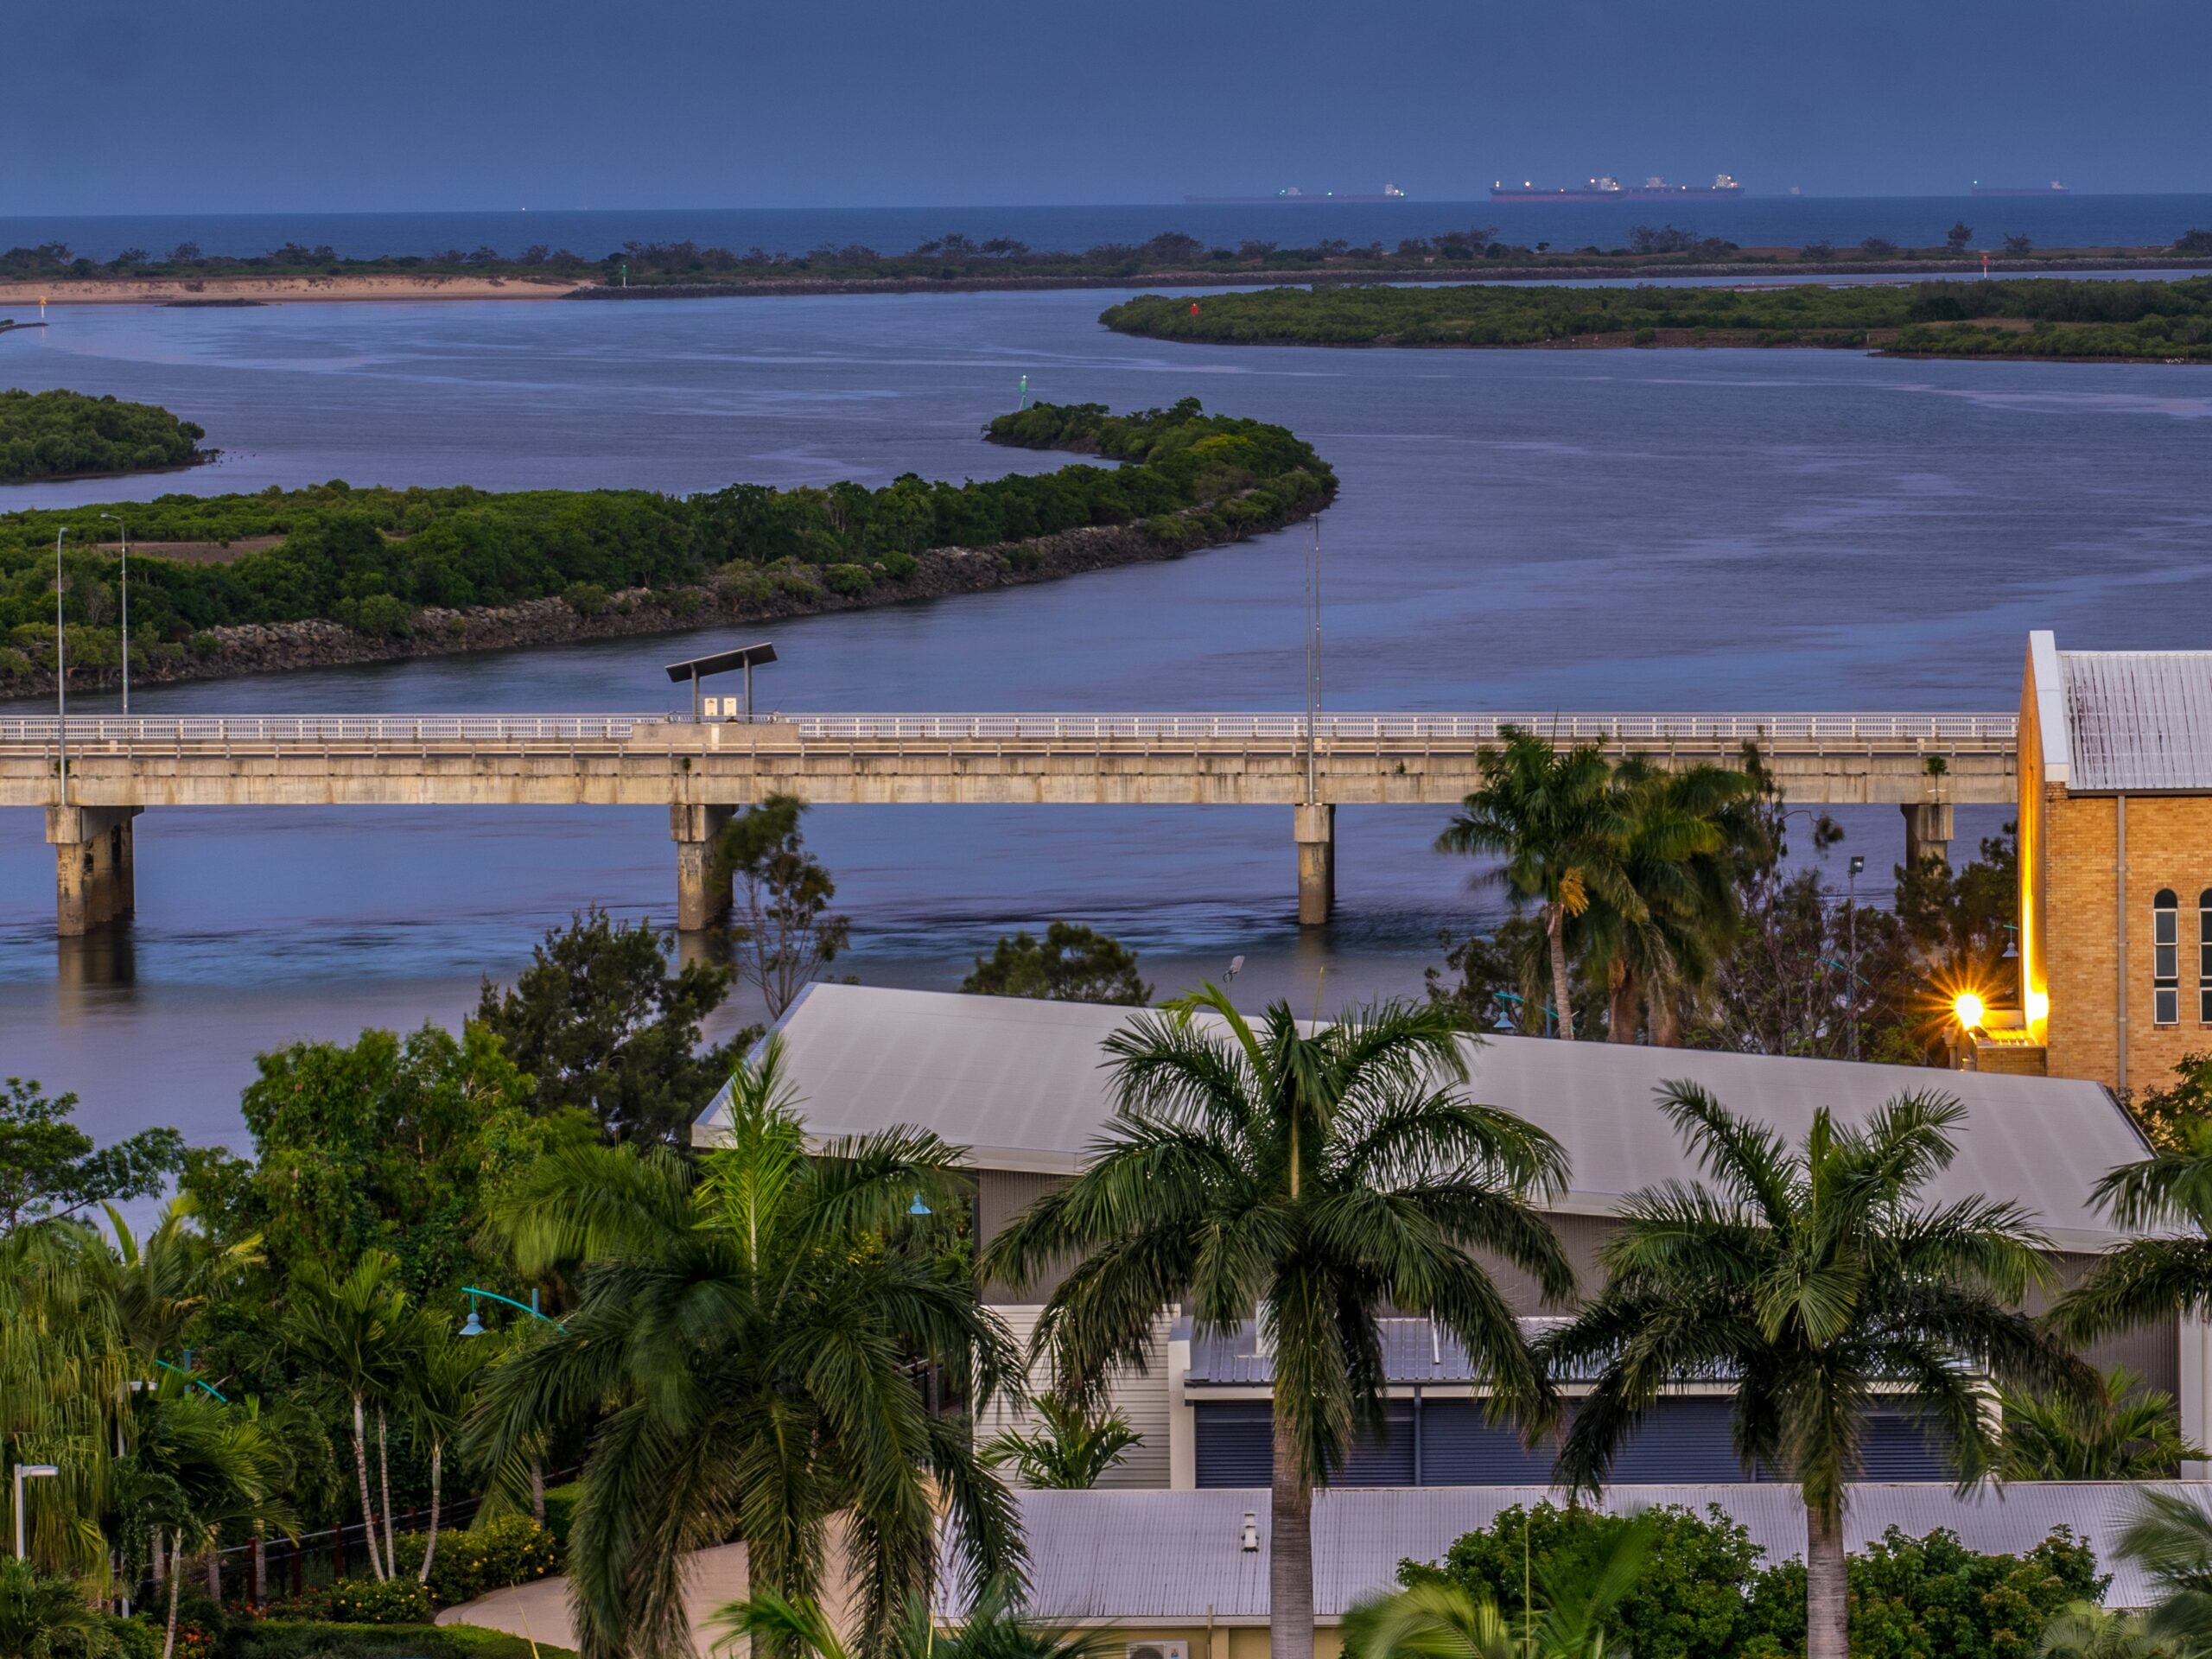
[3,289,2210,1147]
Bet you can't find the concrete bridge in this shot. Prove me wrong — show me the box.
[1,710,2018,934]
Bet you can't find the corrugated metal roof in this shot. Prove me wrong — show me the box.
[2062,650,2212,791]
[699,984,2146,1248]
[940,1484,2211,1620]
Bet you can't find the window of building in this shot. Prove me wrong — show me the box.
[2200,890,2212,1022]
[2156,889,2179,1026]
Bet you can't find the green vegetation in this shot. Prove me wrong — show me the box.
[1101,278,2212,362]
[0,399,1333,690]
[980,1396,1143,1490]
[7,226,2208,293]
[960,921,1150,1005]
[1999,1367,2206,1481]
[1540,1089,2092,1659]
[0,388,207,485]
[982,990,1572,1659]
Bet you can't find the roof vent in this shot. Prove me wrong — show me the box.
[1241,1510,1260,1553]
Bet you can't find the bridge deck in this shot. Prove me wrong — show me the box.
[1,711,2020,810]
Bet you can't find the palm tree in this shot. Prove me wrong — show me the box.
[1436,729,1637,1040]
[282,1251,411,1581]
[91,1198,260,1375]
[114,1378,292,1659]
[402,1317,485,1585]
[714,1582,1102,1659]
[2037,1602,2181,1659]
[1590,760,1765,1046]
[1539,1084,2090,1659]
[1999,1365,2205,1480]
[981,1395,1141,1490]
[0,1559,122,1659]
[1340,1518,1652,1659]
[468,1040,1022,1659]
[2113,1490,2212,1654]
[982,990,1572,1659]
[2047,1127,2212,1350]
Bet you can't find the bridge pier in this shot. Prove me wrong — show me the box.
[1901,801,1954,869]
[672,804,734,931]
[1294,803,1335,925]
[48,805,141,936]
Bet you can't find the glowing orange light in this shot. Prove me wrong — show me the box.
[1953,991,1986,1032]
[2025,989,2050,1026]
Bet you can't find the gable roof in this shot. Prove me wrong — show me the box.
[696,982,2147,1249]
[2058,645,2212,791]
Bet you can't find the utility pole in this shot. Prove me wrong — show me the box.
[54,528,67,804]
[1304,514,1321,804]
[1847,854,1866,1060]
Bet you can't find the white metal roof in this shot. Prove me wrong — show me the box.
[2061,648,2212,792]
[941,1484,2209,1620]
[696,983,2146,1249]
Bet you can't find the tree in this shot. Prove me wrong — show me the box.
[0,1078,182,1236]
[2005,233,2035,255]
[714,1581,1099,1659]
[283,1252,412,1582]
[2174,231,2212,256]
[983,990,1571,1659]
[1344,1517,1652,1659]
[961,922,1150,1006]
[2048,1128,2212,1356]
[712,795,852,1020]
[982,1395,1141,1489]
[470,1041,1020,1659]
[478,906,743,1144]
[0,1560,121,1659]
[1540,1084,2090,1659]
[1999,1366,2203,1480]
[1436,729,1640,1040]
[403,1319,486,1585]
[1948,222,1975,252]
[2124,1054,2212,1149]
[2114,1491,2212,1654]
[2037,1602,2179,1659]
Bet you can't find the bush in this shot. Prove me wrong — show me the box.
[0,387,205,484]
[348,594,414,639]
[231,1622,574,1659]
[878,550,918,581]
[561,580,607,615]
[270,1578,434,1625]
[822,563,874,595]
[385,1514,562,1607]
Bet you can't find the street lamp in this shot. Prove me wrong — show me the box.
[13,1464,58,1560]
[99,513,129,715]
[1847,855,1866,1060]
[457,1286,563,1337]
[53,528,67,804]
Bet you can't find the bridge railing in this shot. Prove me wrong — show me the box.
[0,711,2021,747]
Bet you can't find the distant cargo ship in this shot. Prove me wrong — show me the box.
[1491,174,1743,201]
[1971,181,2069,196]
[1183,185,1409,205]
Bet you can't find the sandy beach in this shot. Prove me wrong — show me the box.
[0,272,583,306]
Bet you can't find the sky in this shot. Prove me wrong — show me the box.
[8,0,2209,213]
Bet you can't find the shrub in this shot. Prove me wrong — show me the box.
[270,1578,434,1625]
[878,550,918,581]
[385,1514,563,1607]
[230,1621,574,1659]
[348,594,415,639]
[822,563,874,595]
[561,580,607,615]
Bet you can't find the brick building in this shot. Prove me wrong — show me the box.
[2015,631,2212,1093]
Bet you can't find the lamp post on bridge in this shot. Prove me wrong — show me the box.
[53,527,67,805]
[99,513,129,715]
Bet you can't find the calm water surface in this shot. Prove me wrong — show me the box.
[3,289,2209,1147]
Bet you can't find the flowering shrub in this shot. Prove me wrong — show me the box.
[269,1577,434,1625]
[388,1516,562,1606]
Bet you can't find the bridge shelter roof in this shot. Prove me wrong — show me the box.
[696,982,2146,1249]
[2061,646,2212,791]
[664,641,777,682]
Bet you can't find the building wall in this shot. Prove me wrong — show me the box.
[1039,1625,1341,1659]
[976,1168,1071,1303]
[977,1304,1176,1490]
[2044,788,2212,1096]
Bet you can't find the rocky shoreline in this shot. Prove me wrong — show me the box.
[3,512,1294,699]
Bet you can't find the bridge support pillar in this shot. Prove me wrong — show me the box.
[1294,803,1335,925]
[672,804,734,931]
[1901,801,1954,869]
[48,805,141,936]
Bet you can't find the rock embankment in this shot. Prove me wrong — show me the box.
[11,514,1277,696]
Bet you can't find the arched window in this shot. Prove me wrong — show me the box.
[2154,889,2179,1026]
[2199,889,2212,1023]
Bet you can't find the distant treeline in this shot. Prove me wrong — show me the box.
[5,225,2211,288]
[1100,276,2212,360]
[0,398,1334,682]
[0,388,207,483]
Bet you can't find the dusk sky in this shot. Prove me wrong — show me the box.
[10,0,2209,212]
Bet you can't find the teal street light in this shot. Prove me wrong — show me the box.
[459,1287,566,1337]
[13,1464,58,1559]
[154,1358,227,1402]
[908,1192,931,1217]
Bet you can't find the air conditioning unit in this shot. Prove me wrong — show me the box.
[1128,1643,1188,1659]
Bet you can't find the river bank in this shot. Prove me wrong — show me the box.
[8,252,2212,308]
[0,512,1287,696]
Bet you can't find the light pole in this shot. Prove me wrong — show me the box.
[1847,854,1866,1060]
[13,1464,59,1560]
[459,1288,561,1521]
[1304,512,1322,804]
[99,513,128,714]
[54,527,67,804]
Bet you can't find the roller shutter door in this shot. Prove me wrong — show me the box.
[1193,1402,1274,1487]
